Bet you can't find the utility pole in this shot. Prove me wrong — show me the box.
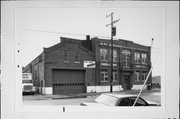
[106,12,120,92]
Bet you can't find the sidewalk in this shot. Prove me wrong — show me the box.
[23,88,161,100]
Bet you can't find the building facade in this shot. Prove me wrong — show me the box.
[23,36,152,95]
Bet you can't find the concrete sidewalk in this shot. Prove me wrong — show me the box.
[23,88,161,100]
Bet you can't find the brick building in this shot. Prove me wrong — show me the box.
[23,35,152,95]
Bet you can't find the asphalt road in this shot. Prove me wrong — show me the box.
[23,90,161,106]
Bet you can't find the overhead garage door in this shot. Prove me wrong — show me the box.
[52,69,86,94]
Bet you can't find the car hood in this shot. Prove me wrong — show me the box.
[81,102,108,106]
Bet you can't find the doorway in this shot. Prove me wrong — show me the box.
[123,74,131,90]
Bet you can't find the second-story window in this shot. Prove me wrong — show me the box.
[75,51,79,62]
[123,56,128,68]
[134,52,140,64]
[100,48,108,61]
[110,49,118,62]
[63,51,69,62]
[142,53,147,64]
[122,50,131,68]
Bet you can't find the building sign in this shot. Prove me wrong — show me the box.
[101,63,118,67]
[22,73,32,80]
[122,50,131,55]
[84,61,95,68]
[99,42,122,48]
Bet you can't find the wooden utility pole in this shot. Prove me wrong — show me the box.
[106,12,120,92]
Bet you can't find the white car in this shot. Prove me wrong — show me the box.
[81,93,160,106]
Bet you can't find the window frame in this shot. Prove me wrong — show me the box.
[122,50,131,68]
[63,51,69,62]
[134,52,140,64]
[141,72,147,81]
[135,71,140,82]
[100,69,108,82]
[110,49,118,62]
[141,53,147,64]
[123,56,129,68]
[113,69,118,82]
[74,51,80,63]
[100,48,109,61]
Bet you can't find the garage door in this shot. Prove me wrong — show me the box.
[52,69,86,94]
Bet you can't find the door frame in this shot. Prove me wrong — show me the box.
[123,72,132,90]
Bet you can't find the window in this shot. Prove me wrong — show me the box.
[142,53,147,64]
[119,98,131,106]
[101,69,108,82]
[134,52,140,63]
[75,51,79,62]
[113,50,118,62]
[135,71,140,82]
[122,50,131,68]
[129,97,147,106]
[110,49,118,62]
[123,56,129,68]
[64,51,69,62]
[113,69,118,82]
[142,72,147,81]
[100,48,108,61]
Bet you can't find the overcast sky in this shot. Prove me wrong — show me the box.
[16,7,164,76]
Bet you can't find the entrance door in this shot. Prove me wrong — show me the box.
[123,74,131,90]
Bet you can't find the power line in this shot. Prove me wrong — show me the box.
[23,28,160,49]
[23,28,112,39]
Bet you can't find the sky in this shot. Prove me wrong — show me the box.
[16,7,164,76]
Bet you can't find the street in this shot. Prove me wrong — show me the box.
[23,90,161,106]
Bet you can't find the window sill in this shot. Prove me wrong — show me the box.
[64,61,69,63]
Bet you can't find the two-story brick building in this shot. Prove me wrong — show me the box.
[23,35,152,95]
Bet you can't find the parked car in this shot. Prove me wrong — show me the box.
[81,93,160,106]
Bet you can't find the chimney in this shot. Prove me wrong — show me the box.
[86,35,90,41]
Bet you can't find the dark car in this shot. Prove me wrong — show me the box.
[81,93,160,106]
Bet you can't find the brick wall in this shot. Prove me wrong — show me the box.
[44,42,95,87]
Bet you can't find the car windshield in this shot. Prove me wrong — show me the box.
[95,94,119,106]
